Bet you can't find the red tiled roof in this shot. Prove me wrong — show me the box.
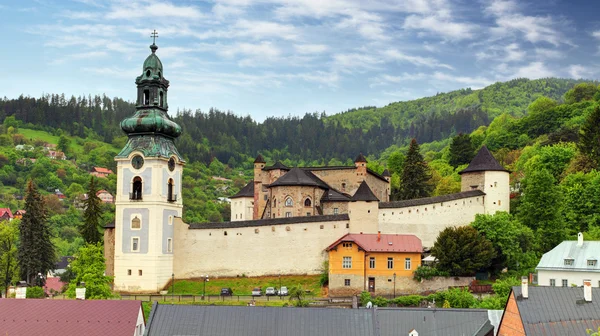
[44,277,66,294]
[15,210,26,215]
[0,208,13,219]
[93,167,113,174]
[326,233,422,253]
[0,299,143,336]
[96,190,111,196]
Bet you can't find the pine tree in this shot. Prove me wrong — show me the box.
[448,133,475,168]
[397,138,432,200]
[18,180,56,285]
[578,106,600,168]
[81,176,103,244]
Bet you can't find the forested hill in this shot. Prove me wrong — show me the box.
[0,78,590,165]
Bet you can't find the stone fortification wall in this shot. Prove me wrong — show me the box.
[364,174,390,202]
[104,227,115,277]
[378,191,485,248]
[310,168,359,195]
[269,185,324,218]
[173,215,351,278]
[329,275,475,297]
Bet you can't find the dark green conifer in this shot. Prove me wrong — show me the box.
[397,138,433,200]
[449,133,475,168]
[18,180,56,285]
[578,106,600,168]
[81,176,102,244]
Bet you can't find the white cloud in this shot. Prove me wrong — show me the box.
[195,20,299,41]
[535,48,564,59]
[106,2,204,19]
[212,3,244,18]
[511,62,555,79]
[432,72,493,88]
[484,0,517,16]
[333,53,383,72]
[593,31,600,39]
[568,64,588,79]
[50,51,108,65]
[383,49,453,69]
[403,14,475,40]
[294,44,328,54]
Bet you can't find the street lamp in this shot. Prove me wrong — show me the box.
[171,273,174,302]
[393,273,396,298]
[202,275,209,300]
[279,275,281,297]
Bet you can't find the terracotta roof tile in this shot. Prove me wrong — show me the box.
[0,208,13,218]
[93,167,113,174]
[326,233,422,253]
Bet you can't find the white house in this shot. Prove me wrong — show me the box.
[536,233,600,287]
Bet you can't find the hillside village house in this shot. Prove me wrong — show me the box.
[536,233,600,287]
[326,232,422,296]
[13,209,25,220]
[91,166,114,178]
[97,189,114,204]
[0,208,13,221]
[104,42,512,293]
[46,150,66,160]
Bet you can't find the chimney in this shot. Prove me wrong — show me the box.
[578,232,584,247]
[584,279,592,302]
[377,231,381,242]
[521,276,528,299]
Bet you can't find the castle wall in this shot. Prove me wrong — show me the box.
[269,186,324,218]
[321,201,349,215]
[378,195,485,248]
[173,217,351,278]
[310,168,359,195]
[349,201,380,234]
[365,174,390,202]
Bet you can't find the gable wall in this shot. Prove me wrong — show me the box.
[497,292,526,336]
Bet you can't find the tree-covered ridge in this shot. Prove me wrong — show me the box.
[0,78,592,165]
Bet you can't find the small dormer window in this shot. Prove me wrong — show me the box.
[146,70,151,77]
[564,258,574,266]
[158,71,162,78]
[588,259,597,267]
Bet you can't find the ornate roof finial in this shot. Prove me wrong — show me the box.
[150,29,159,53]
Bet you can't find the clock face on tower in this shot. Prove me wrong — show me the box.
[168,157,176,171]
[132,155,144,169]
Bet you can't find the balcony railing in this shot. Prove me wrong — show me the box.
[167,194,178,203]
[129,192,143,201]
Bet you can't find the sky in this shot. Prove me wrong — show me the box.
[1,0,600,121]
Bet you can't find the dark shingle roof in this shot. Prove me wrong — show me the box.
[104,222,115,228]
[379,190,485,208]
[321,188,352,202]
[0,299,142,336]
[382,169,390,177]
[269,168,329,188]
[510,286,600,336]
[188,214,350,230]
[55,256,72,269]
[355,153,367,163]
[263,161,290,171]
[145,304,494,336]
[253,154,266,163]
[352,181,379,201]
[230,181,254,198]
[459,145,509,174]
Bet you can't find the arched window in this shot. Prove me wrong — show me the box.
[167,178,175,202]
[159,91,164,107]
[143,90,150,105]
[131,216,141,229]
[132,177,142,200]
[341,183,346,191]
[304,198,312,207]
[285,197,293,207]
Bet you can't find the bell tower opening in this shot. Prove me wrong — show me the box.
[167,178,175,202]
[159,91,164,107]
[132,177,143,200]
[143,90,150,105]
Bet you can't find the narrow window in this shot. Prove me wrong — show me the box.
[131,216,141,229]
[143,89,150,105]
[159,91,164,107]
[342,256,352,269]
[588,260,597,267]
[264,195,268,201]
[334,208,339,215]
[168,216,173,225]
[387,257,394,269]
[167,238,172,253]
[285,197,293,207]
[346,223,349,228]
[341,183,346,191]
[132,177,142,200]
[132,238,139,252]
[128,269,132,276]
[139,270,143,276]
[550,279,556,286]
[306,212,310,216]
[168,178,175,202]
[405,258,411,270]
[273,198,277,207]
[344,279,351,286]
[304,198,312,207]
[562,279,568,287]
[285,212,292,218]
[369,257,375,269]
[224,231,228,236]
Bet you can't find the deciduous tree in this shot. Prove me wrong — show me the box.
[65,243,113,299]
[0,220,19,297]
[431,226,496,276]
[578,106,600,168]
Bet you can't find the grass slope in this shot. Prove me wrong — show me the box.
[19,128,83,151]
[171,275,322,296]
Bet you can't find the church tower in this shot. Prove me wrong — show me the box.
[112,39,184,293]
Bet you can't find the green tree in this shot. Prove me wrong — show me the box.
[397,138,432,200]
[18,180,56,285]
[65,243,113,299]
[518,169,566,252]
[0,220,19,296]
[81,176,102,244]
[564,83,597,104]
[578,106,600,168]
[471,212,537,273]
[431,226,496,276]
[449,133,474,168]
[57,135,70,154]
[387,151,405,175]
[288,286,309,307]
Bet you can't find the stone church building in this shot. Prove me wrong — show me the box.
[104,43,511,293]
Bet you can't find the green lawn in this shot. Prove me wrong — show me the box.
[19,128,83,151]
[171,275,322,296]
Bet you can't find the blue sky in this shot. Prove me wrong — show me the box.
[2,0,600,121]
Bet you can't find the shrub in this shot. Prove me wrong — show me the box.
[413,265,449,281]
[391,295,425,307]
[372,296,389,307]
[26,286,45,298]
[360,291,372,306]
[319,261,329,286]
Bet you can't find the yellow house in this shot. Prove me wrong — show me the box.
[326,232,422,296]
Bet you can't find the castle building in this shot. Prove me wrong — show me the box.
[105,43,511,294]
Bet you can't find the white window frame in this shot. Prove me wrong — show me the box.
[369,257,375,269]
[344,279,350,286]
[168,215,173,225]
[588,259,597,267]
[405,258,411,270]
[562,279,568,287]
[285,197,293,207]
[387,257,394,269]
[131,237,140,252]
[285,212,292,218]
[564,258,574,266]
[342,256,352,269]
[167,238,173,253]
[333,208,339,215]
[550,279,556,286]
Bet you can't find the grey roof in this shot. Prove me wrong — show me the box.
[104,222,115,228]
[382,169,390,177]
[55,256,73,270]
[144,304,494,336]
[377,308,493,336]
[379,190,485,208]
[230,181,254,198]
[352,181,379,201]
[459,145,509,175]
[188,214,350,230]
[355,153,367,162]
[510,286,600,335]
[263,161,290,171]
[536,239,600,272]
[254,154,266,163]
[268,168,329,188]
[321,188,352,202]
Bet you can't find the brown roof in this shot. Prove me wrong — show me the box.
[0,299,143,336]
[93,167,113,174]
[44,277,66,294]
[326,233,422,253]
[230,181,254,198]
[253,154,266,163]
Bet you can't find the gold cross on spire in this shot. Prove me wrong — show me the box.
[151,30,159,44]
